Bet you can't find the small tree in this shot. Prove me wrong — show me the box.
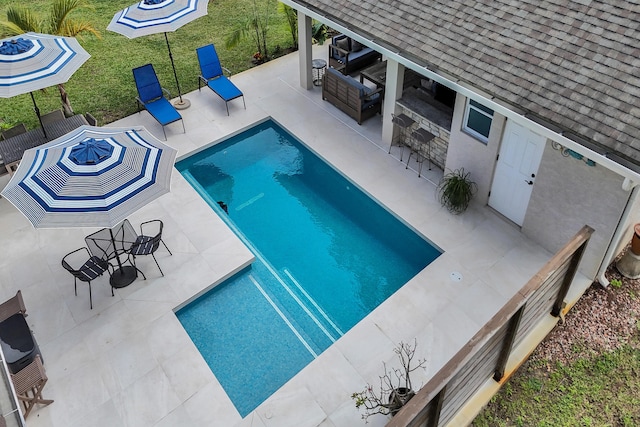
[278,2,297,49]
[0,0,100,116]
[225,0,274,62]
[351,340,428,423]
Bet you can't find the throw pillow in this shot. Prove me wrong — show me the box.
[336,37,349,53]
[351,40,364,52]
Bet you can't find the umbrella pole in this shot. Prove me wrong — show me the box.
[30,92,48,138]
[108,226,138,288]
[164,32,190,110]
[109,228,125,271]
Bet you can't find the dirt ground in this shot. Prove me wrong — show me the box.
[530,248,640,367]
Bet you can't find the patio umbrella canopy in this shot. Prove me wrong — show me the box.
[0,125,177,229]
[107,0,209,108]
[0,33,90,136]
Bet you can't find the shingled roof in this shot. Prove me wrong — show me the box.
[293,0,640,168]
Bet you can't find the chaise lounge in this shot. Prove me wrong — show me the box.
[196,44,246,116]
[132,63,185,140]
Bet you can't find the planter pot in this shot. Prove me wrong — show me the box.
[388,387,415,415]
[631,224,640,255]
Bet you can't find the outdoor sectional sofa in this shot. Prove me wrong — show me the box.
[328,34,382,75]
[322,67,382,124]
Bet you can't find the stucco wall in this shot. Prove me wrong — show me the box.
[612,186,640,260]
[444,94,636,280]
[522,143,631,279]
[445,95,505,207]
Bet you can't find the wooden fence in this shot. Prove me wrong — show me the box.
[387,225,594,427]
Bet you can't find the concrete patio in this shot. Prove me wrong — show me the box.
[0,45,592,427]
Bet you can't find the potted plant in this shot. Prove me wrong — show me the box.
[351,340,427,423]
[437,167,477,214]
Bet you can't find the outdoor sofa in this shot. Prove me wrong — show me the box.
[322,67,382,124]
[328,34,382,75]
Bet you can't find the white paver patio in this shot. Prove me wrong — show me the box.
[0,45,591,426]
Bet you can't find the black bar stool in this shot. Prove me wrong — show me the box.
[390,113,416,161]
[407,127,436,177]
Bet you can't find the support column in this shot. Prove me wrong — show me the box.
[381,60,405,149]
[298,13,313,89]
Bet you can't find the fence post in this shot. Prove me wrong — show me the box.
[551,239,588,317]
[425,386,447,427]
[493,305,525,382]
[387,226,594,427]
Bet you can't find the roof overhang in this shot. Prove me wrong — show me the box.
[285,0,640,187]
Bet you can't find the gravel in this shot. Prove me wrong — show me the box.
[530,248,640,367]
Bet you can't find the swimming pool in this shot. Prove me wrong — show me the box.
[175,119,441,416]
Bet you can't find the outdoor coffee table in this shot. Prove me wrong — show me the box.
[0,114,89,175]
[360,60,388,90]
[0,129,46,174]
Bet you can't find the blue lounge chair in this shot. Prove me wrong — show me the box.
[132,64,185,140]
[196,44,246,115]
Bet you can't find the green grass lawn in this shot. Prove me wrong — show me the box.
[473,343,640,427]
[473,275,640,427]
[0,0,295,129]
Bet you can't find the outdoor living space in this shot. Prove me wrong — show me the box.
[0,45,592,427]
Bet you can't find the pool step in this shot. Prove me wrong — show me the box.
[247,274,320,357]
[282,268,344,339]
[247,262,335,356]
[183,184,343,357]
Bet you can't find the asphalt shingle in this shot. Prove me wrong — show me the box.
[295,0,640,166]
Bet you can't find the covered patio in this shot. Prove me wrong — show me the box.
[0,45,591,426]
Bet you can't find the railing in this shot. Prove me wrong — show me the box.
[0,349,26,427]
[387,225,594,427]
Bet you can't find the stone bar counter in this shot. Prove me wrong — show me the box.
[396,86,454,170]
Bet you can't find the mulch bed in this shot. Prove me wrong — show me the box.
[530,248,640,367]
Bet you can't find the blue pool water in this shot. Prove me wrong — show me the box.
[175,120,441,417]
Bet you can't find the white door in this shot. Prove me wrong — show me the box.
[489,121,546,225]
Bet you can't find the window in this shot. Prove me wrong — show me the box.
[463,99,494,143]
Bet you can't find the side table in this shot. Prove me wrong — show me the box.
[312,59,327,86]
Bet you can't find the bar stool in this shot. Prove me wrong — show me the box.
[407,127,436,177]
[390,113,416,161]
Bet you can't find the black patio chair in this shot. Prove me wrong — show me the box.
[61,247,111,309]
[0,123,27,140]
[128,220,173,276]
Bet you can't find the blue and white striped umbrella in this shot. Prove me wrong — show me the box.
[107,0,207,38]
[0,32,90,97]
[0,125,177,229]
[107,0,208,106]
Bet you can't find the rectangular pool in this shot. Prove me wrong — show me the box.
[175,119,441,416]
